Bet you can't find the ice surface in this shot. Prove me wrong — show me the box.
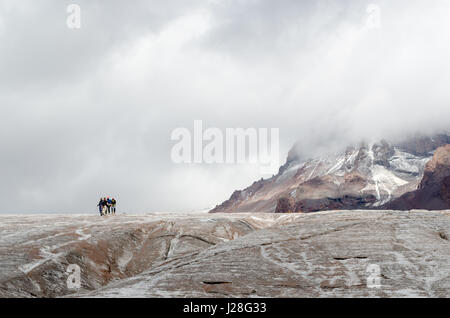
[2,211,450,298]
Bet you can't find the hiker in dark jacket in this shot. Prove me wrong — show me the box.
[97,198,104,216]
[106,197,112,214]
[111,198,117,214]
[102,197,108,215]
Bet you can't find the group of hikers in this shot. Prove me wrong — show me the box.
[97,197,117,216]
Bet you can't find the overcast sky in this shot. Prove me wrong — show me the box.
[0,0,449,213]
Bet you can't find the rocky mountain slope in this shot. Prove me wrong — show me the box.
[210,134,450,213]
[2,211,450,298]
[385,145,450,210]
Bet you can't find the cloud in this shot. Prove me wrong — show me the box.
[0,0,449,213]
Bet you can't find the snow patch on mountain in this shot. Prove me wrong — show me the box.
[389,150,431,175]
[364,165,409,205]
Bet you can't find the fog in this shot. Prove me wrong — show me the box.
[0,0,449,213]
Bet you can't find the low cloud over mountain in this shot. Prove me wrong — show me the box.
[1,1,449,213]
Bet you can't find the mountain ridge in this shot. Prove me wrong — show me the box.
[210,133,450,213]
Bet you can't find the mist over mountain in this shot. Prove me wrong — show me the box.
[0,0,450,213]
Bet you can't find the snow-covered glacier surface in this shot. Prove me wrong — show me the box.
[1,211,450,298]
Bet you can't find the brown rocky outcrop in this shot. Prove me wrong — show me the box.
[384,144,450,210]
[295,194,378,213]
[275,196,296,213]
